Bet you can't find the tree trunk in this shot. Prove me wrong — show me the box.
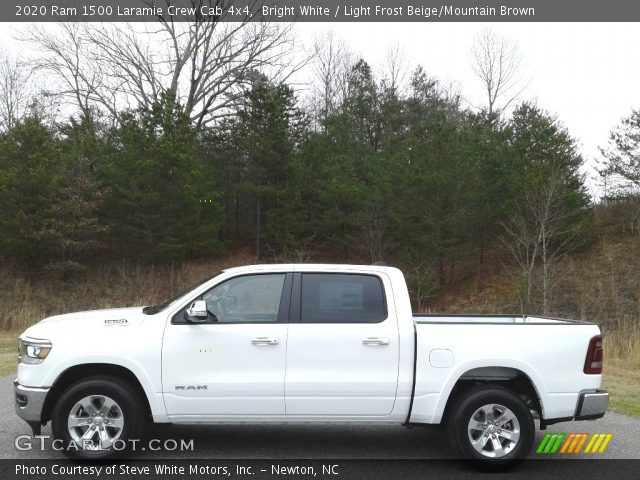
[542,230,549,315]
[438,255,446,287]
[255,196,261,260]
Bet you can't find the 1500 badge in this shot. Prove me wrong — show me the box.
[104,319,128,325]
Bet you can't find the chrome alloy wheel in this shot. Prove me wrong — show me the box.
[67,395,124,450]
[467,403,521,458]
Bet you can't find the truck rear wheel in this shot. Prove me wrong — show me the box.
[51,376,145,460]
[447,385,534,466]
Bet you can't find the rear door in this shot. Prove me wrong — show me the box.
[284,271,400,416]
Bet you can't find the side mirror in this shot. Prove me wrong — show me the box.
[185,300,209,322]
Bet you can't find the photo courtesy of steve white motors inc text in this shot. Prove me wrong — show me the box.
[15,462,340,477]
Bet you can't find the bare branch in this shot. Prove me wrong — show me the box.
[308,29,353,129]
[381,43,408,95]
[501,166,583,314]
[470,28,528,117]
[0,50,34,130]
[24,1,300,128]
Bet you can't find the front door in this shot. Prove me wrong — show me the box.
[162,273,292,417]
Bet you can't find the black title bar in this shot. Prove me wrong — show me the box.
[3,0,640,22]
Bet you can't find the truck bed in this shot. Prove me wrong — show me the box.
[409,314,601,425]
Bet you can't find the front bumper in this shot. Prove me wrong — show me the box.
[14,379,49,424]
[575,389,609,420]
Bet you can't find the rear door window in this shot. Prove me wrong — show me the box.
[300,273,387,323]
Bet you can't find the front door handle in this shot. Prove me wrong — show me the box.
[251,337,280,346]
[362,337,389,346]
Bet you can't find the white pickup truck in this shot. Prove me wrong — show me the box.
[15,264,608,464]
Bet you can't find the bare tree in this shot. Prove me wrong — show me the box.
[25,1,305,127]
[501,213,540,313]
[471,28,527,116]
[381,43,408,95]
[411,261,437,313]
[360,204,390,263]
[627,197,640,235]
[26,23,102,120]
[501,167,581,314]
[0,51,34,130]
[309,30,352,129]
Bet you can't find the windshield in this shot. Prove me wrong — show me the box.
[142,271,223,314]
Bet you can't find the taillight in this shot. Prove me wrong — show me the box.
[584,335,603,374]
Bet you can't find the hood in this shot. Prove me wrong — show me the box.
[21,307,147,341]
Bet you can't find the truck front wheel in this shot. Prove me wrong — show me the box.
[51,376,145,460]
[447,385,535,465]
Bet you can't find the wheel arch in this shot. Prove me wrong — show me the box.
[41,363,152,424]
[439,365,545,425]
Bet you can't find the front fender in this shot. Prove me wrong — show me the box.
[18,354,169,422]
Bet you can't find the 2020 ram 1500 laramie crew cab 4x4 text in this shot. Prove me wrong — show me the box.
[14,264,608,464]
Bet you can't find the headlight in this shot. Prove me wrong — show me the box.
[18,338,52,365]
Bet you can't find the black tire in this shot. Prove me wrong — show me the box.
[446,385,535,467]
[51,376,145,460]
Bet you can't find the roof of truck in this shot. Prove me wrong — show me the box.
[222,263,399,275]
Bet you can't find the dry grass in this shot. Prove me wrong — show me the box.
[0,332,18,377]
[604,360,640,417]
[603,322,640,416]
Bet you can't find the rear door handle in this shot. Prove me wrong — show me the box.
[362,337,389,346]
[251,337,280,346]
